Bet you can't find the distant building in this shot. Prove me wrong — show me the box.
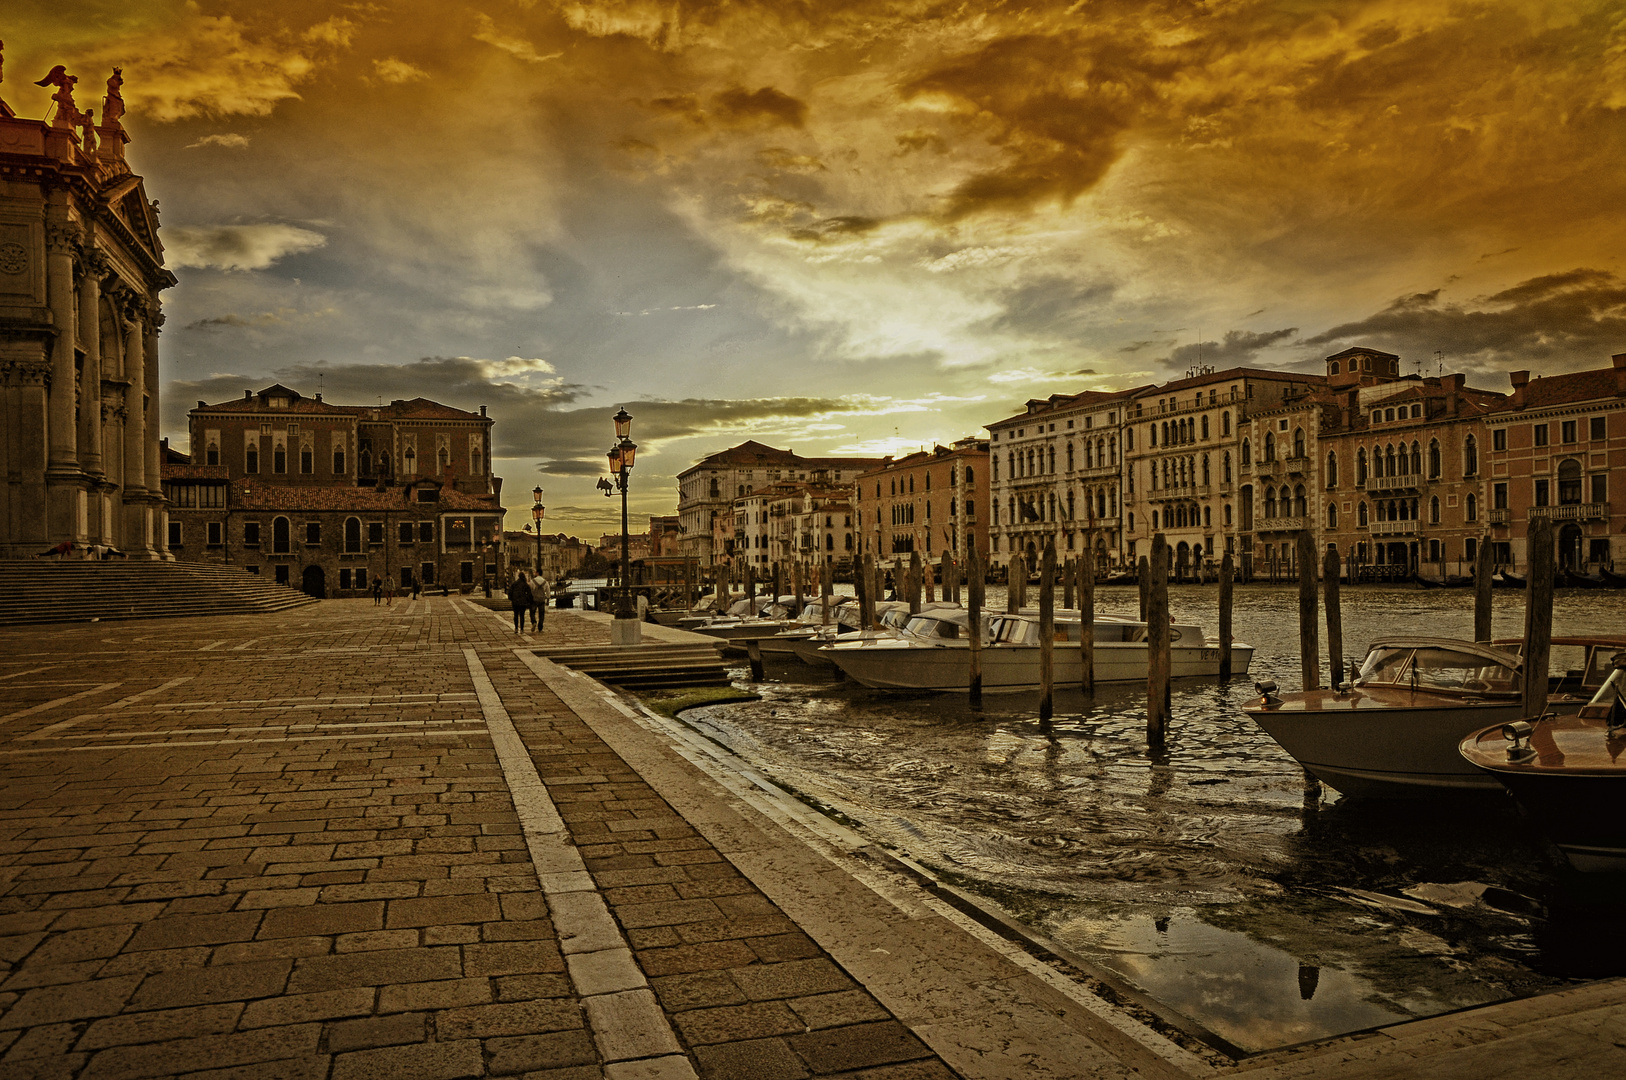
[161,385,504,595]
[675,441,884,566]
[853,439,989,570]
[1484,355,1626,573]
[0,65,175,558]
[647,515,682,558]
[735,481,856,569]
[987,391,1140,572]
[507,529,585,580]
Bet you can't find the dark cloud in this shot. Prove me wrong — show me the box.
[1304,269,1626,368]
[985,275,1117,336]
[713,86,807,128]
[787,215,881,243]
[1165,328,1299,369]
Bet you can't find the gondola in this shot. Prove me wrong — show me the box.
[1491,570,1526,589]
[1560,569,1610,589]
[1414,570,1473,589]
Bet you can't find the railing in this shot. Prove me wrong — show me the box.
[1256,515,1308,532]
[1075,464,1119,478]
[1152,485,1199,500]
[1283,455,1309,475]
[1370,520,1418,537]
[1488,508,1510,525]
[1529,503,1609,522]
[1146,390,1245,418]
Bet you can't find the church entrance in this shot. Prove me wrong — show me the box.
[301,564,327,599]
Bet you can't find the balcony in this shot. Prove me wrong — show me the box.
[1370,520,1418,537]
[1075,464,1119,479]
[1283,455,1310,475]
[1488,508,1510,525]
[1143,389,1245,418]
[1152,485,1198,501]
[1529,503,1609,522]
[1256,515,1308,532]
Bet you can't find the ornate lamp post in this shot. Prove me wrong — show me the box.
[599,407,639,642]
[531,486,545,580]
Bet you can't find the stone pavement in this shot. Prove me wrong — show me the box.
[0,597,1621,1080]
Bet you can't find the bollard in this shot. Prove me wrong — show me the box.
[1147,534,1171,745]
[747,639,764,682]
[1324,544,1343,689]
[1080,553,1096,695]
[1523,518,1554,719]
[1474,535,1494,643]
[968,545,984,707]
[1039,541,1056,724]
[1297,529,1320,691]
[1219,552,1234,680]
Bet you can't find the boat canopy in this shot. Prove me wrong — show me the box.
[987,614,1192,645]
[1356,640,1522,694]
[903,609,972,640]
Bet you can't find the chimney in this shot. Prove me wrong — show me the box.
[244,390,252,400]
[480,405,487,417]
[1510,370,1530,389]
[1614,353,1626,369]
[315,393,322,402]
[197,399,205,410]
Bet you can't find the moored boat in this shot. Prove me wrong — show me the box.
[1460,653,1626,871]
[1242,639,1528,797]
[822,610,1251,692]
[791,602,913,666]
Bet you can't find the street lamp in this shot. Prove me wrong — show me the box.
[601,407,637,626]
[531,486,545,581]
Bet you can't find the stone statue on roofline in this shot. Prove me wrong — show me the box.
[102,68,124,127]
[34,64,82,128]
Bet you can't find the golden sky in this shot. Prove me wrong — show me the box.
[7,1,1625,534]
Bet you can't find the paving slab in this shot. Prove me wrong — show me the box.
[0,598,1619,1080]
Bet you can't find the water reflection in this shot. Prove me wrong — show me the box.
[678,585,1626,1053]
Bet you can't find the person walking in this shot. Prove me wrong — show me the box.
[506,572,533,635]
[371,575,383,606]
[531,576,546,632]
[410,574,421,600]
[383,576,397,606]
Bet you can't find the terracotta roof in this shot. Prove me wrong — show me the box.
[1497,367,1626,412]
[1133,366,1324,397]
[689,441,885,471]
[195,386,486,422]
[1324,346,1399,362]
[988,386,1150,429]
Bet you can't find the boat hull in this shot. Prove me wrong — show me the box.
[1482,772,1626,871]
[825,640,1254,692]
[1247,700,1525,797]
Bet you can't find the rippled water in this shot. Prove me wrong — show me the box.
[677,584,1626,1054]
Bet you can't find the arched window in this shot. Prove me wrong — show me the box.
[1330,360,1340,375]
[1429,496,1441,524]
[1069,443,1076,471]
[1558,459,1583,504]
[1385,444,1396,476]
[1162,421,1171,445]
[1265,488,1277,517]
[1223,503,1232,526]
[205,442,219,467]
[1293,428,1305,458]
[1149,425,1157,448]
[1201,415,1210,439]
[1067,490,1075,519]
[246,445,259,473]
[272,516,290,554]
[1264,432,1275,461]
[404,447,416,473]
[1098,490,1107,518]
[1152,510,1160,530]
[1047,446,1055,473]
[1107,437,1115,465]
[1410,441,1421,475]
[1241,438,1251,465]
[1464,435,1478,477]
[1356,448,1367,484]
[1327,503,1338,528]
[1358,501,1368,526]
[1027,449,1035,475]
[965,466,973,484]
[1428,439,1440,479]
[300,446,313,474]
[1466,493,1478,521]
[1202,454,1211,485]
[1293,484,1306,517]
[380,452,391,475]
[273,445,287,474]
[1222,451,1232,483]
[438,447,450,469]
[1222,412,1231,436]
[1326,450,1338,488]
[344,517,362,554]
[1203,505,1212,527]
[333,448,345,474]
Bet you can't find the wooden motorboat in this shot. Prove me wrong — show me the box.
[1493,636,1626,712]
[823,610,1251,692]
[1242,639,1527,797]
[1460,653,1626,871]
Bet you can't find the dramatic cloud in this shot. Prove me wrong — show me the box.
[185,133,250,149]
[371,58,428,84]
[164,225,327,271]
[1305,270,1626,370]
[1166,329,1301,372]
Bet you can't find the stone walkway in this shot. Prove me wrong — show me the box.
[0,597,1621,1080]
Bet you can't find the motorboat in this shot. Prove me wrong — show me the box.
[1494,636,1626,712]
[1243,638,1527,798]
[821,610,1252,692]
[1460,651,1626,871]
[791,602,913,666]
[754,598,860,656]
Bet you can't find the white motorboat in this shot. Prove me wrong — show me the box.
[821,610,1252,692]
[791,602,913,666]
[757,599,861,656]
[1243,638,1528,798]
[685,595,809,642]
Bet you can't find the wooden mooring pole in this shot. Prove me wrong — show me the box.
[1324,544,1343,689]
[821,560,833,625]
[1039,541,1056,724]
[1523,518,1554,719]
[747,639,764,682]
[1063,557,1075,610]
[858,554,873,629]
[1219,552,1234,680]
[908,550,922,614]
[772,561,783,606]
[1474,534,1494,643]
[967,545,984,708]
[1138,556,1150,621]
[1296,529,1322,802]
[1080,553,1096,695]
[791,561,803,617]
[1147,533,1171,745]
[1007,556,1022,613]
[746,564,757,606]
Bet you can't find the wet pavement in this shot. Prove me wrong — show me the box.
[676,585,1626,1054]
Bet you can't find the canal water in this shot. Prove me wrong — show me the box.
[675,585,1626,1055]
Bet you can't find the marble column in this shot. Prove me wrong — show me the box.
[144,305,168,558]
[120,298,156,557]
[44,220,83,543]
[78,248,107,478]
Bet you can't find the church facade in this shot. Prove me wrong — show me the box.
[1,58,175,558]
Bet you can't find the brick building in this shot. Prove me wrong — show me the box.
[161,385,505,595]
[853,438,989,571]
[735,481,856,570]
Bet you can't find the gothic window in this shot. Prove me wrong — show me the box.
[1048,446,1055,473]
[1293,428,1305,458]
[1358,501,1368,526]
[1385,444,1396,476]
[1241,438,1251,464]
[1466,493,1477,521]
[1410,441,1421,475]
[300,447,313,474]
[1202,454,1211,485]
[1326,450,1338,488]
[1428,439,1440,479]
[1356,448,1366,484]
[438,447,449,468]
[1203,506,1211,527]
[1429,496,1441,524]
[246,446,259,473]
[1223,503,1232,526]
[1464,435,1478,477]
[404,447,416,473]
[344,517,362,553]
[1265,489,1277,517]
[1067,490,1075,519]
[1222,412,1231,436]
[472,449,482,474]
[333,449,345,474]
[1327,503,1338,528]
[272,516,290,554]
[205,443,219,466]
[1264,432,1275,461]
[1222,451,1232,483]
[273,446,286,474]
[360,450,371,475]
[1201,415,1210,439]
[1069,443,1077,471]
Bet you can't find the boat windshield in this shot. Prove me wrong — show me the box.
[1578,660,1626,724]
[905,616,961,639]
[990,617,1032,645]
[1357,645,1519,693]
[880,609,911,630]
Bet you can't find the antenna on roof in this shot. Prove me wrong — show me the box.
[1434,350,1445,376]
